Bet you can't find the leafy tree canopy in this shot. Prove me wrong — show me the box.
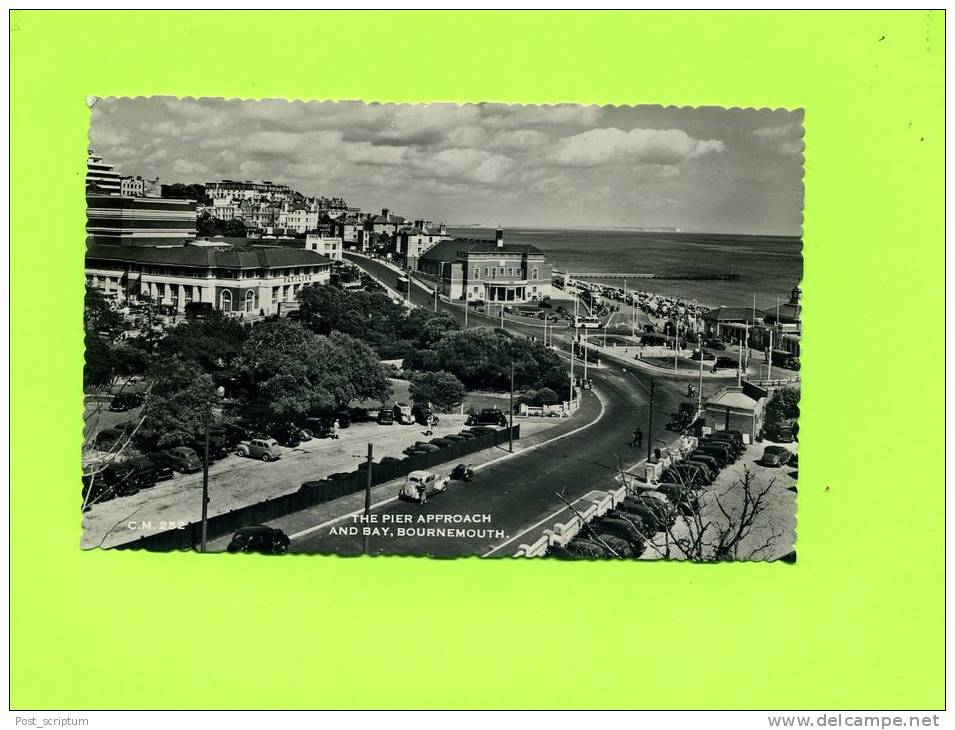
[408,371,466,413]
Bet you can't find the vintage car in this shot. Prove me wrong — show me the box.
[398,470,449,503]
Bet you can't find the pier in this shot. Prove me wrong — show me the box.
[555,271,740,282]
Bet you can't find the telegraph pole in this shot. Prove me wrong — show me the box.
[508,362,515,453]
[698,341,705,414]
[583,330,589,381]
[362,442,373,555]
[646,380,655,463]
[200,405,210,553]
[767,328,774,381]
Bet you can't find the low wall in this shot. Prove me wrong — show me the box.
[114,425,520,551]
[518,399,578,418]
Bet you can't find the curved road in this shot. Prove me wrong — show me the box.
[293,255,692,557]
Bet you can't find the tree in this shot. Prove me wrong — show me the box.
[158,310,249,372]
[327,331,392,407]
[409,371,466,413]
[137,357,216,450]
[531,387,559,407]
[765,388,800,429]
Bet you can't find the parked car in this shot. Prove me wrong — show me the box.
[162,446,202,473]
[695,444,732,467]
[429,438,455,448]
[393,402,414,425]
[398,470,449,503]
[270,423,302,448]
[685,459,716,482]
[594,516,644,549]
[466,408,508,427]
[704,337,726,350]
[236,438,282,462]
[760,445,791,467]
[377,409,394,425]
[766,424,796,443]
[441,433,468,443]
[455,430,477,441]
[656,482,701,515]
[109,392,145,412]
[704,434,743,457]
[687,453,720,474]
[403,441,440,455]
[467,426,496,436]
[226,526,291,555]
[664,463,711,487]
[186,433,229,463]
[412,403,435,426]
[145,452,178,479]
[379,456,403,466]
[349,408,373,423]
[712,356,739,371]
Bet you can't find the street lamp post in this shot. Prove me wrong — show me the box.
[508,362,515,453]
[646,380,655,463]
[200,406,210,553]
[362,442,373,555]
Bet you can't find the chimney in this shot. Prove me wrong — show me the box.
[382,208,390,218]
[496,225,504,249]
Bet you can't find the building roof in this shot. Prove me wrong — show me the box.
[420,237,543,263]
[702,306,764,323]
[705,388,762,412]
[764,302,801,323]
[85,243,332,270]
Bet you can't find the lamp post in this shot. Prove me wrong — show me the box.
[508,362,515,453]
[646,380,656,463]
[362,442,374,555]
[199,385,224,553]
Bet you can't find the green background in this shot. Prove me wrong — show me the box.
[10,10,944,709]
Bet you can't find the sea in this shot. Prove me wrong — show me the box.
[447,227,803,311]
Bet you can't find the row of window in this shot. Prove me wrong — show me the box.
[471,266,539,280]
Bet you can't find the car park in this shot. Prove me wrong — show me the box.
[236,438,282,462]
[760,445,791,467]
[766,424,796,443]
[664,463,711,487]
[226,526,291,555]
[655,483,701,515]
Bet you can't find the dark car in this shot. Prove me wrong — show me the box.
[146,452,178,479]
[333,411,352,429]
[412,403,434,426]
[270,424,302,448]
[656,483,701,515]
[377,409,394,425]
[761,445,792,467]
[466,408,508,427]
[664,463,711,487]
[84,458,159,502]
[685,459,716,482]
[688,453,720,474]
[455,430,477,441]
[304,417,335,439]
[109,392,145,412]
[226,526,291,555]
[467,426,496,436]
[441,433,468,443]
[162,446,202,473]
[349,408,373,423]
[766,424,796,443]
[379,456,403,466]
[187,433,229,463]
[428,438,455,448]
[704,338,726,350]
[219,423,249,449]
[703,434,743,457]
[712,356,739,371]
[695,444,732,466]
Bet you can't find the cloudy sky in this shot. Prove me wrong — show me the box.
[90,98,803,235]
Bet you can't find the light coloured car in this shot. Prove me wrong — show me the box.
[399,470,449,503]
[236,438,282,462]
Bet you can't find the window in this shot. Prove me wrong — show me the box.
[244,290,256,313]
[220,289,233,312]
[507,267,514,278]
[473,267,480,279]
[484,267,489,277]
[532,267,539,280]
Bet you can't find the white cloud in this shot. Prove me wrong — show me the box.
[551,127,724,167]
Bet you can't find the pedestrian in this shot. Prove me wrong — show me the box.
[631,427,643,449]
[332,418,340,440]
[418,484,428,505]
[424,416,434,437]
